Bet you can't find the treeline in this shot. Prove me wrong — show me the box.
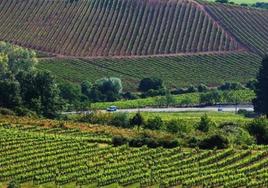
[77,110,268,149]
[215,0,268,9]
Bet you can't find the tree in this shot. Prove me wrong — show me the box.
[94,77,123,102]
[253,56,268,118]
[0,80,21,109]
[200,90,222,105]
[138,77,164,92]
[130,112,144,129]
[247,118,268,144]
[197,114,212,132]
[81,80,92,98]
[35,71,60,118]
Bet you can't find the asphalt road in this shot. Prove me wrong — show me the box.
[116,105,254,113]
[63,105,254,114]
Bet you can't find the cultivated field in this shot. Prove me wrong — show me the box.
[38,52,261,90]
[0,117,268,188]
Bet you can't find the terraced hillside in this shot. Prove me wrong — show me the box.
[0,0,240,56]
[38,52,262,90]
[0,0,267,89]
[2,122,268,187]
[202,1,268,55]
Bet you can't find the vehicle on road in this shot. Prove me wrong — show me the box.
[106,106,118,112]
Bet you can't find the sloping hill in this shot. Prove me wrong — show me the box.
[0,0,240,57]
[0,0,267,90]
[38,51,261,90]
[202,1,268,55]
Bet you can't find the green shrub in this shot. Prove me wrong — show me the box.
[145,116,163,130]
[197,114,214,132]
[247,118,268,144]
[199,134,229,149]
[7,180,20,188]
[0,107,15,115]
[111,113,130,128]
[112,136,128,146]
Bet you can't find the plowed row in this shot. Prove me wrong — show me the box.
[38,52,261,90]
[0,0,239,57]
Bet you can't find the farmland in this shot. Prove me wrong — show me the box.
[0,116,268,188]
[38,52,261,90]
[91,89,255,109]
[0,0,239,56]
[203,1,268,55]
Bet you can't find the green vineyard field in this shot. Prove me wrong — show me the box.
[38,52,261,90]
[1,123,268,187]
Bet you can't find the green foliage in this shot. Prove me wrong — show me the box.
[138,77,164,92]
[110,113,130,128]
[38,52,261,91]
[218,82,245,91]
[7,180,20,188]
[130,112,144,128]
[145,116,163,130]
[199,134,229,149]
[0,80,21,108]
[253,56,268,117]
[247,118,268,144]
[92,77,122,102]
[92,89,255,109]
[197,114,213,132]
[200,90,222,105]
[112,136,128,146]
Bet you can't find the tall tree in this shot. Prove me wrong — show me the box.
[253,56,268,118]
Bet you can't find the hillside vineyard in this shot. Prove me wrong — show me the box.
[0,0,241,57]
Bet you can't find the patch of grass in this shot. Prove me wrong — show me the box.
[91,89,255,109]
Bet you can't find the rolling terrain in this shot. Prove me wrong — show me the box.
[0,0,267,89]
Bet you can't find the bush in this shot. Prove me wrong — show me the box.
[130,112,144,128]
[186,85,198,93]
[199,135,229,149]
[110,113,130,128]
[159,139,179,148]
[129,138,145,147]
[166,120,180,133]
[14,107,37,117]
[138,77,164,92]
[218,82,245,91]
[112,136,128,146]
[0,107,15,115]
[7,180,20,188]
[197,84,209,92]
[247,118,268,144]
[122,92,139,100]
[200,90,221,105]
[197,114,213,132]
[145,116,163,130]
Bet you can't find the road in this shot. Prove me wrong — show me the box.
[63,105,254,114]
[116,105,253,113]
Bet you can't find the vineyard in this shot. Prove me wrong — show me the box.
[1,122,268,187]
[0,0,242,57]
[38,52,261,90]
[203,1,268,55]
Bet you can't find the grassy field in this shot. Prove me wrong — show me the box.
[91,89,255,109]
[38,52,261,91]
[135,111,251,124]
